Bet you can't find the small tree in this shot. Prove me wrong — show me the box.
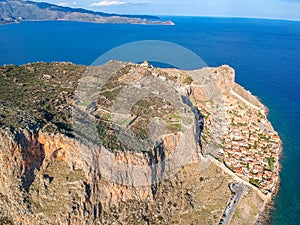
[183,76,193,85]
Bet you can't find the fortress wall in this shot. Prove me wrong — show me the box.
[233,83,264,109]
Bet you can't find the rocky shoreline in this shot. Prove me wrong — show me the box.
[256,142,282,225]
[255,180,280,225]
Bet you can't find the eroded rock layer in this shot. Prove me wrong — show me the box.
[0,61,281,225]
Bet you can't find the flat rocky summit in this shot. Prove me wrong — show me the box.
[0,61,281,224]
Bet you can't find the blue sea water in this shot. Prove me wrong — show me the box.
[0,17,300,224]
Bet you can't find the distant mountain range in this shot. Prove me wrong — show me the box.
[0,0,174,25]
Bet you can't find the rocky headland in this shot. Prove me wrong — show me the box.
[0,0,174,25]
[0,61,281,224]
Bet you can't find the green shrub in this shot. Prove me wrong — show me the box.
[0,217,13,225]
[183,76,193,85]
[249,178,260,187]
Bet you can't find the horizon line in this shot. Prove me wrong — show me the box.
[153,14,300,23]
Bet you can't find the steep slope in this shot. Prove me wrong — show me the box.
[0,61,281,224]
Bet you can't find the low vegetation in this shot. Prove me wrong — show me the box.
[0,62,84,135]
[0,217,13,225]
[0,62,187,153]
[183,76,193,85]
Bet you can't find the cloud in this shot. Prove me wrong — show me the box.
[58,2,68,6]
[90,1,127,7]
[58,1,77,6]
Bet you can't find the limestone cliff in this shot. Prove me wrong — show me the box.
[0,61,281,225]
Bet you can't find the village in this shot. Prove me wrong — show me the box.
[219,94,281,194]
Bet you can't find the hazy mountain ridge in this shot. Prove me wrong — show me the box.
[0,0,174,25]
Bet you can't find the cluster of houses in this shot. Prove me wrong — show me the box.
[220,96,281,194]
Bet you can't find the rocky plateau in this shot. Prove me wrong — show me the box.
[0,61,281,224]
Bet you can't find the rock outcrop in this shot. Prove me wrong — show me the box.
[0,61,281,224]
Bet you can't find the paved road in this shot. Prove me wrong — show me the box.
[219,183,245,225]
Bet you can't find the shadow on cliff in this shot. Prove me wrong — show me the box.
[181,95,205,151]
[15,130,45,193]
[148,141,165,198]
[148,94,205,198]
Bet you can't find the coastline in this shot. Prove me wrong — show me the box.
[0,14,299,224]
[256,141,283,225]
[0,19,174,26]
[243,88,282,225]
[0,0,174,26]
[0,61,284,224]
[255,172,281,225]
[216,77,283,224]
[0,20,20,25]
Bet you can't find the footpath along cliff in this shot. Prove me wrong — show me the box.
[0,61,281,224]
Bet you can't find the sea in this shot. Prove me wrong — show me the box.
[0,16,299,224]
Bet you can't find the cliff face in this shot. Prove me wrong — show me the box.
[0,61,280,225]
[0,128,205,224]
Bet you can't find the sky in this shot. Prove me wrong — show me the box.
[37,0,300,21]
